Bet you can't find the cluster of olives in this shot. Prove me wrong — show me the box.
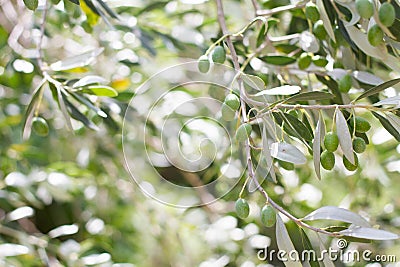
[32,116,49,137]
[320,116,371,171]
[356,0,395,46]
[235,198,277,227]
[197,46,226,73]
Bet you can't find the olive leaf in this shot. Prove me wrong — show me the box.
[276,215,302,267]
[316,0,336,42]
[260,55,296,66]
[255,85,301,96]
[339,226,399,240]
[50,48,104,71]
[302,206,370,227]
[313,115,325,180]
[72,75,108,88]
[23,0,38,10]
[372,111,400,141]
[354,78,400,101]
[335,109,355,164]
[270,142,307,165]
[283,91,335,103]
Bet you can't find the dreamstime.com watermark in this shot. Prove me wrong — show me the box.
[257,239,397,263]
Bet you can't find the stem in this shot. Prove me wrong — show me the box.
[215,0,340,238]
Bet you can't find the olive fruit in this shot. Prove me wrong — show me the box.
[212,46,226,64]
[321,151,335,170]
[298,53,312,70]
[32,117,49,136]
[312,55,328,67]
[339,74,352,93]
[355,116,371,133]
[198,55,210,73]
[368,25,384,47]
[224,93,240,110]
[260,205,276,227]
[305,3,320,22]
[313,20,327,40]
[221,103,236,121]
[235,123,252,142]
[353,137,366,153]
[278,160,295,170]
[324,132,339,152]
[356,0,374,19]
[235,198,250,219]
[343,153,359,171]
[379,2,395,27]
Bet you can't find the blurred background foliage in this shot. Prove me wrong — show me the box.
[0,0,400,266]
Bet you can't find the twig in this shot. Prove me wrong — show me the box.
[215,0,343,238]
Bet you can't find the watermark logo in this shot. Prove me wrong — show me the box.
[257,239,397,263]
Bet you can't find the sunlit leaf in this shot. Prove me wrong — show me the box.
[0,244,30,257]
[354,78,400,101]
[50,48,104,71]
[352,71,383,85]
[276,215,302,267]
[373,96,400,107]
[335,109,355,164]
[73,75,108,88]
[48,224,79,238]
[302,206,370,227]
[79,85,118,97]
[270,142,307,164]
[255,85,301,96]
[339,226,399,240]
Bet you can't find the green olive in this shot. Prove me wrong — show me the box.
[343,153,359,171]
[324,132,339,152]
[379,2,395,27]
[260,205,276,227]
[235,123,252,142]
[355,116,371,133]
[312,55,328,67]
[353,137,367,153]
[32,117,49,137]
[221,103,236,121]
[339,74,352,93]
[313,20,327,40]
[368,25,384,47]
[224,93,240,111]
[305,3,320,22]
[212,46,226,64]
[321,150,335,170]
[235,198,250,219]
[298,53,312,70]
[356,0,374,19]
[198,55,210,73]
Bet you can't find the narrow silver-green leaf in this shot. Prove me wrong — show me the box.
[373,96,400,107]
[263,124,277,183]
[284,91,334,103]
[55,84,73,131]
[276,215,303,267]
[302,206,370,227]
[316,0,336,42]
[255,85,301,96]
[50,48,104,71]
[386,113,400,134]
[270,142,307,164]
[316,234,335,267]
[22,79,47,140]
[335,109,355,164]
[242,73,265,91]
[313,115,325,180]
[80,85,118,97]
[339,226,399,240]
[352,71,383,85]
[72,75,108,88]
[354,78,400,101]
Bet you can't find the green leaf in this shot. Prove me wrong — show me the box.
[354,78,400,101]
[22,79,47,140]
[260,55,296,66]
[69,92,107,118]
[96,0,119,19]
[372,111,400,141]
[80,85,118,97]
[335,109,355,164]
[72,75,108,88]
[316,0,335,42]
[23,0,38,10]
[283,113,313,141]
[284,91,335,103]
[276,215,302,267]
[256,24,267,47]
[313,115,325,180]
[64,98,100,131]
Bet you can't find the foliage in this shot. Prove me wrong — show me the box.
[1,0,400,266]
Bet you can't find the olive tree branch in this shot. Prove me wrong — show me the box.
[215,0,340,238]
